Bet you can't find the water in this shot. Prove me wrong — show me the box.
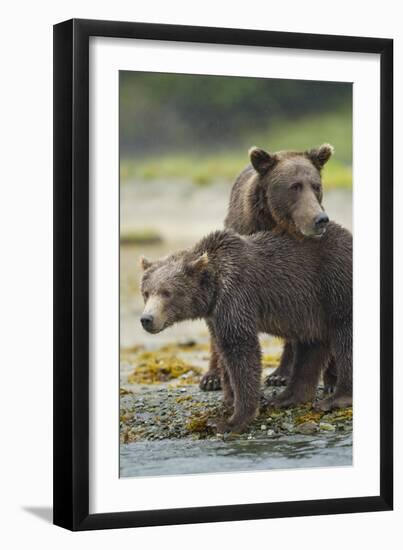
[120,432,352,478]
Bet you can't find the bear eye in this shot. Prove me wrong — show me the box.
[143,291,149,300]
[290,181,302,191]
[312,183,321,192]
[161,289,171,299]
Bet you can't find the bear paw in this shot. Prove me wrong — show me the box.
[323,370,337,394]
[208,413,253,435]
[314,394,352,411]
[213,419,248,435]
[265,373,289,387]
[268,390,313,409]
[199,370,222,391]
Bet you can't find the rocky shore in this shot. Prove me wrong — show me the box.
[120,341,353,444]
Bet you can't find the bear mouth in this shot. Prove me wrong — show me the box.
[300,227,327,239]
[312,228,327,239]
[144,326,163,334]
[143,321,169,334]
[314,227,327,238]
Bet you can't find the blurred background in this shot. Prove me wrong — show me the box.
[120,72,352,349]
[120,72,352,186]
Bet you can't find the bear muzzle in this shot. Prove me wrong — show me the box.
[140,296,168,333]
[140,314,154,331]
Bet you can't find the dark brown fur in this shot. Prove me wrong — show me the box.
[200,144,335,391]
[225,146,331,237]
[140,225,352,433]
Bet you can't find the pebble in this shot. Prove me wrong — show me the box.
[296,421,318,435]
[319,422,336,432]
[120,378,352,443]
[282,422,294,432]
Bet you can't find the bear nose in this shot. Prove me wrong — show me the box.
[314,212,329,228]
[141,314,154,330]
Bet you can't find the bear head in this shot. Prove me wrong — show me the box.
[249,143,334,238]
[139,251,212,333]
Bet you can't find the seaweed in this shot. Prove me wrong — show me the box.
[128,352,202,384]
[262,353,281,368]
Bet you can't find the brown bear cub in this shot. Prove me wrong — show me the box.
[200,143,336,392]
[140,224,352,434]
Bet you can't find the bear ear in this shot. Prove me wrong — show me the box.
[186,252,209,273]
[249,146,277,175]
[306,143,334,170]
[140,256,153,271]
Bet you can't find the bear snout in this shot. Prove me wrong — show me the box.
[140,314,154,331]
[314,212,329,229]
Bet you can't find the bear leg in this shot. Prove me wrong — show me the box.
[269,342,327,408]
[221,367,234,407]
[199,335,222,391]
[214,329,262,434]
[323,357,337,394]
[264,340,294,386]
[315,328,352,411]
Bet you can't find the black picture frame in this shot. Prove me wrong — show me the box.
[53,18,393,531]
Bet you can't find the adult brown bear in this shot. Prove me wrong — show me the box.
[140,224,352,434]
[200,143,338,392]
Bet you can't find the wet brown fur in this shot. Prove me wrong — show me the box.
[140,225,352,433]
[201,145,337,391]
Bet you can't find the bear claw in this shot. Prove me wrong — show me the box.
[265,374,289,387]
[199,372,222,391]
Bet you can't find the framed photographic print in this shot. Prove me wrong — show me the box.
[53,19,393,530]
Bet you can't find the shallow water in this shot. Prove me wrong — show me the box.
[120,432,352,478]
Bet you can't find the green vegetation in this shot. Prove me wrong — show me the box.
[120,72,351,155]
[121,109,352,189]
[186,413,213,435]
[120,228,163,245]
